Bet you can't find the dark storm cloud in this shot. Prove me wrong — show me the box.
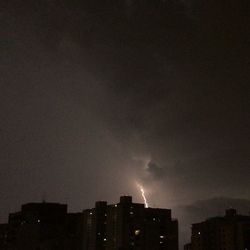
[0,0,249,244]
[146,161,166,180]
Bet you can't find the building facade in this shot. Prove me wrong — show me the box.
[0,197,178,250]
[186,209,250,250]
[83,196,178,250]
[1,202,83,250]
[82,201,108,250]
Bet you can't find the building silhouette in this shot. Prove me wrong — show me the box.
[82,196,178,250]
[0,224,9,249]
[185,208,250,250]
[1,202,83,250]
[0,197,178,250]
[83,201,108,250]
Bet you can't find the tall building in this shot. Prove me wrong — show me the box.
[2,202,84,250]
[82,201,108,250]
[83,196,178,250]
[186,209,250,250]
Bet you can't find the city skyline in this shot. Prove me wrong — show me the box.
[1,196,250,249]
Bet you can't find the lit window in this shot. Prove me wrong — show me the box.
[135,229,140,235]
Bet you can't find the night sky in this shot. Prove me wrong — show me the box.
[0,0,249,246]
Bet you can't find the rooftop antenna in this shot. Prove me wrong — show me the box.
[42,192,47,203]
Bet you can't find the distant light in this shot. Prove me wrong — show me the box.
[160,241,163,244]
[130,211,134,215]
[37,219,40,223]
[90,212,93,215]
[153,218,156,221]
[103,238,107,241]
[198,232,201,235]
[160,235,164,239]
[115,204,117,207]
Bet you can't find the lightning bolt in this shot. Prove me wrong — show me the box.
[136,183,149,208]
